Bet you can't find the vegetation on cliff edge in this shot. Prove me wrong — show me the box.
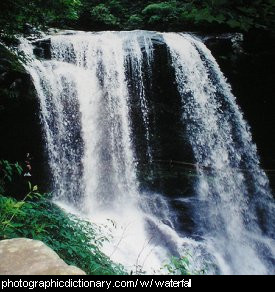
[0,0,274,36]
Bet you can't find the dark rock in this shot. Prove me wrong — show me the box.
[202,33,243,51]
[203,32,275,192]
[22,23,41,36]
[23,23,34,35]
[0,44,47,198]
[32,38,51,59]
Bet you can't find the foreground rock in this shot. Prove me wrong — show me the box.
[0,238,86,275]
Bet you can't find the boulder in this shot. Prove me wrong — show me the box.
[0,238,86,275]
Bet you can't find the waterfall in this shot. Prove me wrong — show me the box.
[164,32,275,274]
[19,30,275,275]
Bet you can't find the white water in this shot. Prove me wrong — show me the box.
[164,33,275,274]
[19,30,275,275]
[125,34,154,162]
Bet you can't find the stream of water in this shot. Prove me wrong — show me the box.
[20,30,275,274]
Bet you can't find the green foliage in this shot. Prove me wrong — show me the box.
[164,255,206,275]
[181,8,217,24]
[0,0,81,34]
[142,1,180,28]
[0,160,125,275]
[0,160,195,275]
[142,2,177,16]
[0,45,25,74]
[90,4,120,27]
[0,193,126,275]
[0,0,274,34]
[0,160,23,194]
[126,14,143,29]
[164,256,191,275]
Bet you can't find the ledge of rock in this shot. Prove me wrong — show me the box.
[0,238,86,275]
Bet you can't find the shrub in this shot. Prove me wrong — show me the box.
[90,4,120,27]
[0,188,126,275]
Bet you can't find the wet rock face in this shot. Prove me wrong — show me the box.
[203,32,275,191]
[0,44,47,197]
[32,38,51,59]
[0,238,86,275]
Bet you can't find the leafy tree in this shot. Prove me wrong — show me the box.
[90,3,120,28]
[126,14,144,29]
[0,1,275,45]
[0,0,81,34]
[142,1,180,28]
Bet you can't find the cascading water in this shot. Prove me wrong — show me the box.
[164,33,275,274]
[125,34,154,163]
[19,30,274,275]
